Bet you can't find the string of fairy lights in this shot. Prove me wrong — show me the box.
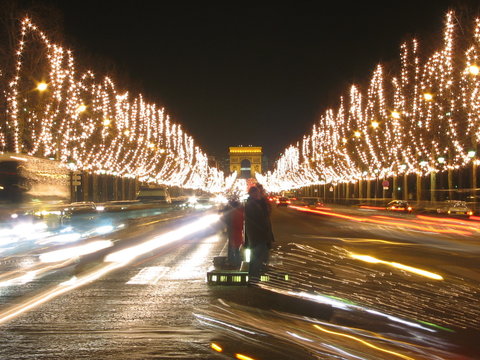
[259,11,480,193]
[0,18,231,192]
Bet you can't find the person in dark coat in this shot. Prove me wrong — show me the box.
[245,186,274,282]
[223,198,244,267]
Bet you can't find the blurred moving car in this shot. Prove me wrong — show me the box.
[64,201,97,214]
[437,200,473,216]
[386,200,413,213]
[276,197,291,206]
[0,153,70,204]
[101,200,140,212]
[301,197,324,208]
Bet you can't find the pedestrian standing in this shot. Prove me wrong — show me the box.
[256,184,274,253]
[223,198,244,267]
[244,186,274,282]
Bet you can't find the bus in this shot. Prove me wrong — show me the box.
[0,153,70,204]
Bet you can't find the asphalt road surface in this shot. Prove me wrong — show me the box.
[1,205,479,359]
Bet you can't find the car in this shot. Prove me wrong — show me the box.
[136,187,171,203]
[100,200,140,212]
[437,201,473,216]
[301,197,323,208]
[276,197,291,206]
[386,200,413,213]
[64,201,97,214]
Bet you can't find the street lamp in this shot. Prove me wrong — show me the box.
[371,121,379,128]
[468,150,476,158]
[468,65,479,75]
[391,111,401,119]
[423,93,433,101]
[437,156,445,164]
[36,82,48,91]
[354,131,361,138]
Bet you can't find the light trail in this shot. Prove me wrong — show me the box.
[348,252,444,280]
[289,205,473,236]
[105,214,220,264]
[210,343,223,352]
[39,240,113,262]
[235,354,256,360]
[0,214,220,324]
[313,324,416,360]
[416,215,480,228]
[0,260,73,288]
[0,241,113,288]
[359,205,385,210]
[411,219,480,233]
[287,291,436,332]
[0,262,121,324]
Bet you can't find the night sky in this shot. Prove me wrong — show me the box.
[25,1,480,163]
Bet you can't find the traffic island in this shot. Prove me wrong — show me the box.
[206,256,289,286]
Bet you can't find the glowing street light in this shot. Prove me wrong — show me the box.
[371,120,379,128]
[76,104,87,113]
[468,65,479,75]
[423,93,433,101]
[36,82,48,91]
[437,156,445,163]
[391,111,401,119]
[468,150,476,158]
[102,119,111,126]
[354,131,361,138]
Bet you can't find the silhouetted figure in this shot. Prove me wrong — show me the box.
[223,198,244,267]
[245,186,274,282]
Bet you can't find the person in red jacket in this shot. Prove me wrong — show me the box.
[223,198,244,267]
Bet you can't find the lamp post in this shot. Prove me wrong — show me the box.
[468,150,476,200]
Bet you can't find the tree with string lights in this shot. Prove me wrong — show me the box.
[260,11,480,203]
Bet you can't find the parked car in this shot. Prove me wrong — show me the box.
[386,200,413,213]
[437,201,473,216]
[137,187,171,203]
[276,197,291,206]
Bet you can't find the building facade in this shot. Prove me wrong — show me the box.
[229,146,262,179]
